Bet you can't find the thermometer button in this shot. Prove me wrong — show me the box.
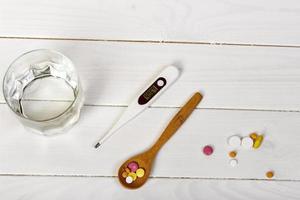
[157,79,165,87]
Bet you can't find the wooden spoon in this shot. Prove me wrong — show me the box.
[118,92,203,189]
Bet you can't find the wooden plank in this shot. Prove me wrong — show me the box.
[0,0,300,45]
[0,176,300,200]
[0,104,299,180]
[1,39,300,111]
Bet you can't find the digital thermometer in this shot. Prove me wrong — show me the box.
[94,65,180,148]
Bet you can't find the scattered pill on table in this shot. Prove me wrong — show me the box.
[250,133,258,140]
[203,145,214,156]
[228,135,241,147]
[241,136,254,149]
[136,168,145,178]
[125,176,133,184]
[229,151,237,158]
[229,159,238,167]
[253,135,264,149]
[266,171,274,178]
[224,132,268,172]
[128,161,139,172]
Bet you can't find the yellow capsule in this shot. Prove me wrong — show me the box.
[128,172,137,181]
[122,171,128,178]
[136,168,145,178]
[250,133,258,140]
[125,168,130,173]
[253,135,264,149]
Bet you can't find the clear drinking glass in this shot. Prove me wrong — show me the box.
[2,49,84,135]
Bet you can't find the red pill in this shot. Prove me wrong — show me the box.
[127,161,139,172]
[203,145,214,156]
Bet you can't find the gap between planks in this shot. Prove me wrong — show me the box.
[0,174,299,183]
[1,101,300,113]
[0,101,300,113]
[0,36,300,49]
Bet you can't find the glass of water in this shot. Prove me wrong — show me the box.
[2,49,84,135]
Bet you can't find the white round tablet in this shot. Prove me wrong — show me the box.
[241,136,254,149]
[229,159,238,167]
[125,176,133,184]
[227,135,241,147]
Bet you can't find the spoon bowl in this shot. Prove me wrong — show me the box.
[118,152,153,189]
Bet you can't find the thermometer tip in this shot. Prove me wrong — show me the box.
[94,143,101,149]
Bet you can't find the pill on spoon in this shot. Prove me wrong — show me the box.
[136,168,145,178]
[128,172,137,181]
[241,136,254,149]
[122,171,128,178]
[128,161,139,172]
[125,176,133,184]
[228,135,241,147]
[125,168,130,173]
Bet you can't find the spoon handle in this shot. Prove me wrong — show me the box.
[149,92,203,155]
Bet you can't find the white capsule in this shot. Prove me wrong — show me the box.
[229,159,238,167]
[241,136,254,149]
[227,135,241,147]
[125,176,133,184]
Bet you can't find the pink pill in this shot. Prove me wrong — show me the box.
[127,161,139,172]
[203,145,214,156]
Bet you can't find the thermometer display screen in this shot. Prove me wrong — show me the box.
[143,85,159,100]
[138,77,166,105]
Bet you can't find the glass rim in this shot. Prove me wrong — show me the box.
[2,49,82,123]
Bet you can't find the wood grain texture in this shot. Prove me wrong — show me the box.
[1,39,300,111]
[0,104,299,180]
[0,176,300,200]
[0,0,300,45]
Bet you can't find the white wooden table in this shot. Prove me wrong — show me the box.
[1,1,300,199]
